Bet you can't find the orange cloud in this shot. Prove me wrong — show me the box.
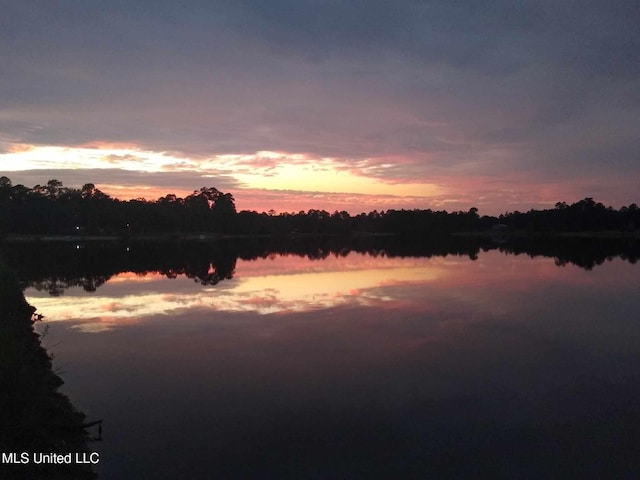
[78,141,142,150]
[8,143,36,153]
[98,183,194,201]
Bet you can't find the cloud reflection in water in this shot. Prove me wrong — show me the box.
[26,249,634,333]
[26,253,448,331]
[23,248,640,478]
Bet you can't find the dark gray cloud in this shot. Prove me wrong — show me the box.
[4,169,240,194]
[1,0,639,202]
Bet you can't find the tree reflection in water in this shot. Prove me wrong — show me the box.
[1,235,638,295]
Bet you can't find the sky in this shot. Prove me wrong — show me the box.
[1,0,639,215]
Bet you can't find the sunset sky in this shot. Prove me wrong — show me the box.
[1,1,639,215]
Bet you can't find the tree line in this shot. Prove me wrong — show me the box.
[1,176,639,236]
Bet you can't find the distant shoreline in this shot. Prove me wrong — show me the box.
[452,230,640,239]
[0,232,397,243]
[1,230,638,243]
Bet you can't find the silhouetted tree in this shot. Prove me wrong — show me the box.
[0,177,637,237]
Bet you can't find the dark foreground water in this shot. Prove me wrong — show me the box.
[14,240,640,478]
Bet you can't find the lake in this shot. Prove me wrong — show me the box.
[11,238,640,478]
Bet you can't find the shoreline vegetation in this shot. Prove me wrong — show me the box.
[0,231,396,243]
[0,259,96,479]
[1,177,639,238]
[1,229,639,244]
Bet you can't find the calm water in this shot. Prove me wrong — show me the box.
[20,243,640,478]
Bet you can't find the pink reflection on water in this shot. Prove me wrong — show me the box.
[27,250,639,334]
[33,250,640,478]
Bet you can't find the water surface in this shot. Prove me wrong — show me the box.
[21,244,640,478]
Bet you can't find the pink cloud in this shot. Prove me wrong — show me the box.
[233,188,430,214]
